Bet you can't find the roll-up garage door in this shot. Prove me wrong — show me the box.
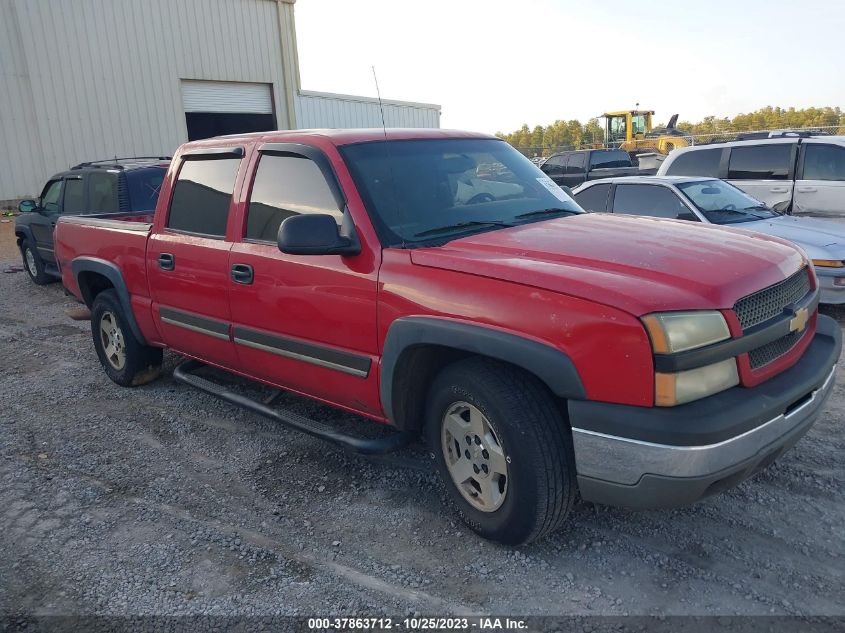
[181,80,275,140]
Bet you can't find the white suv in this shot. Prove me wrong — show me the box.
[657,134,845,217]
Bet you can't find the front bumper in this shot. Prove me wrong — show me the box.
[569,314,841,509]
[816,268,845,305]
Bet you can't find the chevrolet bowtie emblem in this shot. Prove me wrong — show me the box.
[790,307,809,333]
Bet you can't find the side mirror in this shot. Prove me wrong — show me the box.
[18,199,37,213]
[277,214,360,256]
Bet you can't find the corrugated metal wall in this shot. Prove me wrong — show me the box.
[296,91,441,129]
[0,0,288,200]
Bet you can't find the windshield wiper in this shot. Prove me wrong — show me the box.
[514,208,579,220]
[414,220,513,238]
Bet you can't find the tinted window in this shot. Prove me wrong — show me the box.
[590,150,631,169]
[87,172,119,213]
[567,153,587,174]
[574,183,611,211]
[728,144,793,180]
[127,167,166,212]
[803,144,845,181]
[41,180,62,214]
[246,154,342,242]
[62,178,85,214]
[167,158,240,236]
[612,184,696,220]
[541,155,565,176]
[665,148,722,177]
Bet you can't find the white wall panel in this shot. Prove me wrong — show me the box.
[296,91,441,130]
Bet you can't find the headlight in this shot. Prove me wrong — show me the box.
[642,311,738,406]
[812,259,844,268]
[655,359,739,406]
[641,311,731,353]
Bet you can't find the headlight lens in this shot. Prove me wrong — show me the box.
[655,359,739,406]
[641,311,731,353]
[812,259,844,268]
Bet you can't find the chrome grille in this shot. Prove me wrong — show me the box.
[748,330,805,370]
[734,269,810,331]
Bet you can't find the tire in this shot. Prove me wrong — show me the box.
[20,239,51,285]
[91,289,162,387]
[425,357,577,544]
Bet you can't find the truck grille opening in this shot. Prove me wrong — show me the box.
[734,268,810,331]
[748,329,806,370]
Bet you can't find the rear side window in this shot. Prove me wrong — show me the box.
[728,144,793,180]
[62,178,85,214]
[590,150,631,169]
[574,183,611,211]
[803,144,845,181]
[167,158,240,237]
[87,172,119,213]
[665,148,722,177]
[612,184,695,220]
[127,167,166,212]
[246,154,342,242]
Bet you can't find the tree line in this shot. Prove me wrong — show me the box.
[496,106,845,153]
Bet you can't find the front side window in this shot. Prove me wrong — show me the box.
[803,144,845,181]
[676,180,778,224]
[167,158,240,237]
[612,184,694,220]
[574,183,611,212]
[40,180,63,214]
[541,155,565,176]
[664,148,722,177]
[245,154,343,242]
[567,153,587,174]
[727,143,793,180]
[341,138,582,245]
[87,172,119,213]
[62,178,85,214]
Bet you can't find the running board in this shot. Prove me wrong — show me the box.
[172,359,414,455]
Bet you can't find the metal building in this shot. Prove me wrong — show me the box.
[0,0,440,201]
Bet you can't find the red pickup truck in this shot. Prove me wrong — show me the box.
[55,129,840,544]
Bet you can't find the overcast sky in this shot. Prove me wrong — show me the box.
[295,0,845,133]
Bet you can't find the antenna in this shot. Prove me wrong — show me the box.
[372,66,388,139]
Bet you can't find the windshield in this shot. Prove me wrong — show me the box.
[590,150,631,169]
[127,166,166,212]
[340,138,582,245]
[676,179,780,224]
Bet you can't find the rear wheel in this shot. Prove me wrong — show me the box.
[20,240,50,285]
[91,289,162,387]
[425,357,577,544]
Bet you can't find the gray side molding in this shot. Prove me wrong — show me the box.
[71,257,147,344]
[381,317,585,423]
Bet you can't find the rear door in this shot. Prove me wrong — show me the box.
[565,152,587,187]
[147,147,245,368]
[573,182,611,211]
[228,143,381,414]
[726,142,796,212]
[794,141,845,217]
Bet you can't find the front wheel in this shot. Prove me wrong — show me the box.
[425,357,577,544]
[20,240,51,285]
[91,289,162,387]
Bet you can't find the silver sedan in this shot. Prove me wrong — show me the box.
[572,175,845,304]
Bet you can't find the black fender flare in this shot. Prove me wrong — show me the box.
[380,317,585,425]
[71,257,147,344]
[14,225,34,249]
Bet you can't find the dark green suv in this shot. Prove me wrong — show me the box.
[15,157,169,284]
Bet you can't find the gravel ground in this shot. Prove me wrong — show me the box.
[1,259,844,619]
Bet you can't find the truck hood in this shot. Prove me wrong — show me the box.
[410,213,806,316]
[739,216,845,260]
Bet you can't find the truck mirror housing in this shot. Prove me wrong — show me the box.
[18,199,37,213]
[277,213,360,256]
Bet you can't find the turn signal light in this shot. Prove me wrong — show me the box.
[812,259,844,268]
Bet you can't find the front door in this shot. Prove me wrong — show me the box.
[794,142,845,217]
[29,179,65,263]
[228,146,381,416]
[147,151,244,368]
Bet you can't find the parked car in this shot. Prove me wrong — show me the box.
[540,148,640,188]
[54,129,840,544]
[14,157,169,285]
[572,175,845,303]
[657,134,845,217]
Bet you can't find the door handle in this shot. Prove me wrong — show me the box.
[769,187,789,193]
[158,253,175,271]
[797,187,817,193]
[231,263,254,284]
